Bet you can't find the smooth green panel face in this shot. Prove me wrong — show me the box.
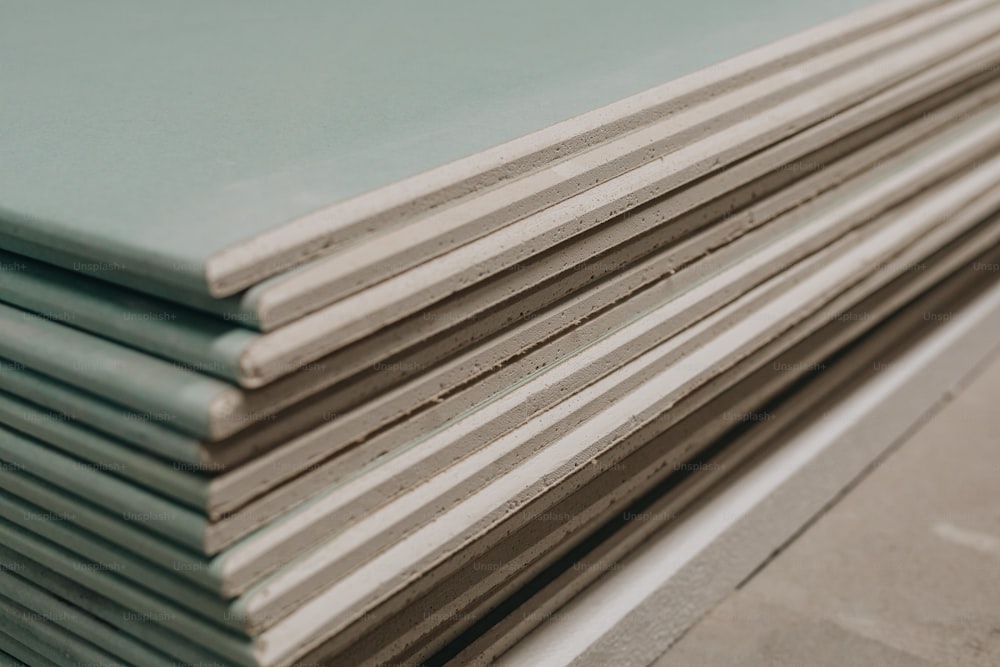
[0,0,877,289]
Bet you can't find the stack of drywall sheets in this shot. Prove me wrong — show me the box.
[1,1,1000,665]
[447,241,1000,667]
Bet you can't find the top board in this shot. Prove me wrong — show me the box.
[0,0,879,298]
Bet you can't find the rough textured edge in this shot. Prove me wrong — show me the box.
[442,238,1000,667]
[244,178,1000,664]
[244,0,978,328]
[235,9,1000,385]
[390,233,996,667]
[205,0,946,296]
[498,281,1000,667]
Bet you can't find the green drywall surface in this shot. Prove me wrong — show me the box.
[0,249,257,378]
[0,593,125,667]
[0,568,176,667]
[0,494,240,624]
[0,0,878,295]
[0,639,49,667]
[0,546,242,665]
[0,426,207,549]
[0,301,228,438]
[0,389,208,508]
[0,358,204,465]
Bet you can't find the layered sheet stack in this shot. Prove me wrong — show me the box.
[1,1,999,666]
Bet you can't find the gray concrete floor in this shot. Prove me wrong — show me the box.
[653,349,1000,667]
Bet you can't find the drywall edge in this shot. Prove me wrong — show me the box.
[498,281,1000,667]
[205,0,945,297]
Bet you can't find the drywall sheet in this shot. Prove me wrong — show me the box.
[347,244,1000,666]
[0,0,913,301]
[2,96,999,448]
[238,215,1000,667]
[2,199,995,657]
[448,247,1000,667]
[13,250,990,667]
[496,275,1000,667]
[4,23,1000,389]
[2,221,996,666]
[1,113,997,556]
